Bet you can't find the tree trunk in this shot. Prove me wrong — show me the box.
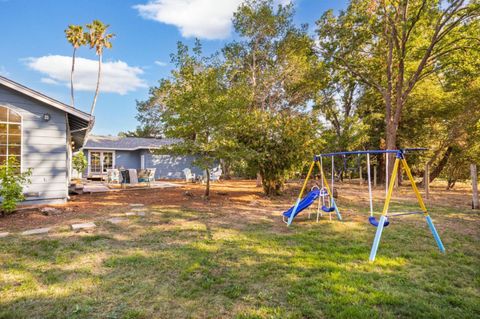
[385,118,397,184]
[220,159,231,180]
[256,172,262,187]
[429,146,453,184]
[90,54,102,115]
[205,168,210,198]
[70,47,76,108]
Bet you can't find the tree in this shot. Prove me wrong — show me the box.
[64,24,86,108]
[118,125,162,138]
[85,20,114,116]
[223,0,325,195]
[316,0,480,179]
[72,152,88,176]
[146,41,238,197]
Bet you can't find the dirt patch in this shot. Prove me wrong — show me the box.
[0,179,477,232]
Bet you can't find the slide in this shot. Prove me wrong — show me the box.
[283,188,320,220]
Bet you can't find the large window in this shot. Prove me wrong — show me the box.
[0,106,21,172]
[89,151,115,175]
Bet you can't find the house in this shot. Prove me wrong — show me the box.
[0,76,92,204]
[82,135,205,179]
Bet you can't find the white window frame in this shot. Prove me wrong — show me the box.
[0,105,23,172]
[88,150,116,176]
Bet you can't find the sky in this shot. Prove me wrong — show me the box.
[0,0,347,136]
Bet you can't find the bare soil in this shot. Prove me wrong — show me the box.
[0,179,477,232]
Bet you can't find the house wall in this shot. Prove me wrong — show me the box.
[0,85,68,204]
[141,150,206,179]
[82,148,219,180]
[116,150,141,169]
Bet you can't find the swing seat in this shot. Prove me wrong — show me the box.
[321,205,335,213]
[368,216,390,227]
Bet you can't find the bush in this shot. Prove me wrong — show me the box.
[72,152,87,175]
[0,157,32,216]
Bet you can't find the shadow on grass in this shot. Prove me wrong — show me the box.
[0,208,479,319]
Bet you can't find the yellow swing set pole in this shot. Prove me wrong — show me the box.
[402,157,445,253]
[369,155,400,261]
[287,160,315,226]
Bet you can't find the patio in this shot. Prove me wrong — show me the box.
[74,180,181,194]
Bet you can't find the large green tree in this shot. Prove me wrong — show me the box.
[146,41,239,197]
[316,0,480,178]
[223,0,325,195]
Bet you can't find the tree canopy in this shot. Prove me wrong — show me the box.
[135,0,480,194]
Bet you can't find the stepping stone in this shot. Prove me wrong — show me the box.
[21,227,51,236]
[0,232,9,238]
[126,211,146,217]
[129,204,144,207]
[107,217,128,224]
[71,222,96,231]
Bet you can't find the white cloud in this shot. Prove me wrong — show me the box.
[154,60,168,66]
[134,0,243,39]
[25,55,147,95]
[134,0,294,40]
[0,66,9,77]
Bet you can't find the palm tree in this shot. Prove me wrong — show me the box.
[85,20,114,116]
[64,25,86,108]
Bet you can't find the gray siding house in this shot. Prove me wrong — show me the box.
[83,135,204,179]
[0,76,92,204]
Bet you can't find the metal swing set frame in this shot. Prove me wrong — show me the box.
[287,148,446,262]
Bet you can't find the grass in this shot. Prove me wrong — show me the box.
[0,198,479,318]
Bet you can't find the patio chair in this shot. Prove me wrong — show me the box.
[138,168,156,186]
[183,168,195,182]
[106,169,120,184]
[210,167,222,182]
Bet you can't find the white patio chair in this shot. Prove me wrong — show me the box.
[183,168,195,182]
[210,167,222,182]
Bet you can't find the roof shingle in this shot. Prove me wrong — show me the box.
[84,135,179,150]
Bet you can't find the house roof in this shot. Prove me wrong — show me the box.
[0,76,93,150]
[84,135,179,150]
[0,76,92,122]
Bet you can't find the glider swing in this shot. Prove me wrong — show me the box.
[282,156,341,225]
[284,148,446,262]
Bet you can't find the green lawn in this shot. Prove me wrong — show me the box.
[0,199,479,319]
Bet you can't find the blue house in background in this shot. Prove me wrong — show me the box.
[82,135,204,179]
[0,76,92,204]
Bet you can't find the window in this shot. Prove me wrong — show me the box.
[88,151,115,175]
[0,106,22,172]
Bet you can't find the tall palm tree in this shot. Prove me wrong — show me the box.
[64,25,86,108]
[85,20,114,116]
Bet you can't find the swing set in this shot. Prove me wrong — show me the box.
[283,148,446,262]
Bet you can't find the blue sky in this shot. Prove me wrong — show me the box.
[0,0,347,135]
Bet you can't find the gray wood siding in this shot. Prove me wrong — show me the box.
[0,85,68,202]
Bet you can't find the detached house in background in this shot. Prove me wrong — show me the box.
[82,135,205,180]
[0,76,92,204]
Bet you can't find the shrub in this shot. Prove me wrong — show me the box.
[0,157,32,216]
[72,152,87,175]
